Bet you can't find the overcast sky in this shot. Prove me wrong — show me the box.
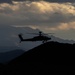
[0,0,75,3]
[0,0,75,40]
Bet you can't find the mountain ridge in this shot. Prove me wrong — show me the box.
[1,41,75,75]
[0,49,25,63]
[8,41,75,65]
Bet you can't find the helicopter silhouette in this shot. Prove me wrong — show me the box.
[18,31,52,43]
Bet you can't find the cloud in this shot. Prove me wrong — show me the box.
[45,0,75,2]
[49,22,75,30]
[0,1,75,31]
[13,0,75,3]
[0,0,12,3]
[1,0,75,4]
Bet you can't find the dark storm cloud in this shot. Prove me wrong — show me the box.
[14,0,75,3]
[0,0,43,4]
[0,0,12,3]
[14,0,75,2]
[0,0,75,4]
[45,0,75,2]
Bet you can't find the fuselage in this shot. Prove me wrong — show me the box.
[18,34,51,43]
[23,36,51,41]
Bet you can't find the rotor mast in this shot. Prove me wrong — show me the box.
[39,31,42,36]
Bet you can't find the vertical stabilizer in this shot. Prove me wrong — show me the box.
[18,34,23,43]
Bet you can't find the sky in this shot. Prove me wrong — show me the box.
[0,0,75,40]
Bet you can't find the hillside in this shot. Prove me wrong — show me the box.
[0,50,25,63]
[9,41,75,64]
[1,41,75,75]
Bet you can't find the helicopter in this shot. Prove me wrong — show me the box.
[18,31,53,43]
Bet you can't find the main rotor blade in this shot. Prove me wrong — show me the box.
[42,33,55,35]
[26,32,55,35]
[26,33,39,35]
[19,33,23,35]
[47,33,55,34]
